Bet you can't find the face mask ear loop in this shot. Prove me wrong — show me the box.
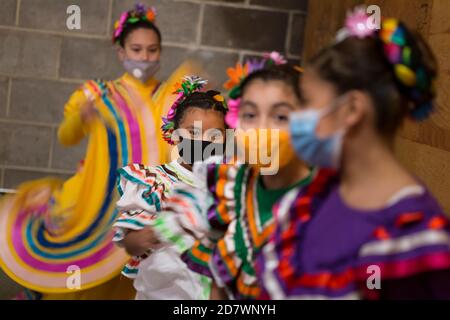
[320,93,351,118]
[315,93,351,143]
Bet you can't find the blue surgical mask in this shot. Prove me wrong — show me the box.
[289,97,347,169]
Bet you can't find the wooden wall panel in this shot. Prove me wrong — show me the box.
[396,137,450,211]
[428,0,450,35]
[363,0,433,36]
[302,0,363,61]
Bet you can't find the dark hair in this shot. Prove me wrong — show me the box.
[173,90,228,129]
[308,31,437,137]
[239,64,302,100]
[118,20,162,47]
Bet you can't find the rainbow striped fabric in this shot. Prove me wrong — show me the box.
[0,72,179,294]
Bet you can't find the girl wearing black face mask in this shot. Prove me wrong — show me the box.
[113,76,228,300]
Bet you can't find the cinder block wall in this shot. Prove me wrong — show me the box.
[0,0,307,299]
[0,0,307,189]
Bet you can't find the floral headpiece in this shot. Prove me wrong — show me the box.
[335,6,378,42]
[224,51,289,128]
[336,6,437,121]
[113,3,157,44]
[161,76,227,144]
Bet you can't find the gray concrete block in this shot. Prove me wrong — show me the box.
[0,77,8,117]
[289,13,306,56]
[59,37,123,80]
[250,0,308,11]
[9,78,80,124]
[201,5,288,52]
[0,122,52,167]
[0,0,17,26]
[112,0,200,44]
[19,0,110,35]
[0,30,60,78]
[157,46,238,88]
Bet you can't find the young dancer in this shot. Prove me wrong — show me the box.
[113,76,228,299]
[151,53,314,299]
[258,8,450,300]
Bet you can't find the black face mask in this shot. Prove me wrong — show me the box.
[178,138,225,164]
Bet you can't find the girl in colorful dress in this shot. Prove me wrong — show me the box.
[258,8,450,300]
[113,76,228,299]
[0,3,200,299]
[152,53,314,300]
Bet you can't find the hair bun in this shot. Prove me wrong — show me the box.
[379,18,437,120]
[205,90,220,97]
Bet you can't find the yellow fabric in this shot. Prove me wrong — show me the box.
[57,89,90,146]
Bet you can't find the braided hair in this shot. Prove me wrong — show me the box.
[161,76,228,144]
[173,91,228,130]
[309,16,437,136]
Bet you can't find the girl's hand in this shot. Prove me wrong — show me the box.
[122,227,161,257]
[80,98,97,124]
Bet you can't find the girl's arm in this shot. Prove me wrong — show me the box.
[122,227,160,257]
[210,281,228,300]
[57,86,95,146]
[113,164,169,256]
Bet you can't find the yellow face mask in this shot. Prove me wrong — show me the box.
[235,129,298,172]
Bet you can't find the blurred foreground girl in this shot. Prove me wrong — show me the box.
[258,8,450,300]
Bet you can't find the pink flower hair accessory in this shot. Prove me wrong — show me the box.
[223,52,289,128]
[336,6,377,43]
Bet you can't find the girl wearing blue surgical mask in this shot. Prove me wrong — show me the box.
[257,9,450,300]
[0,4,200,300]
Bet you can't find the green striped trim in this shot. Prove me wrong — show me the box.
[187,243,213,268]
[115,218,146,228]
[199,275,212,300]
[122,266,139,275]
[145,191,162,212]
[117,167,152,196]
[117,168,153,187]
[153,216,188,252]
[233,165,248,221]
[118,167,169,212]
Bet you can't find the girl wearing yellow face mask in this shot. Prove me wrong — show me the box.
[148,53,314,300]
